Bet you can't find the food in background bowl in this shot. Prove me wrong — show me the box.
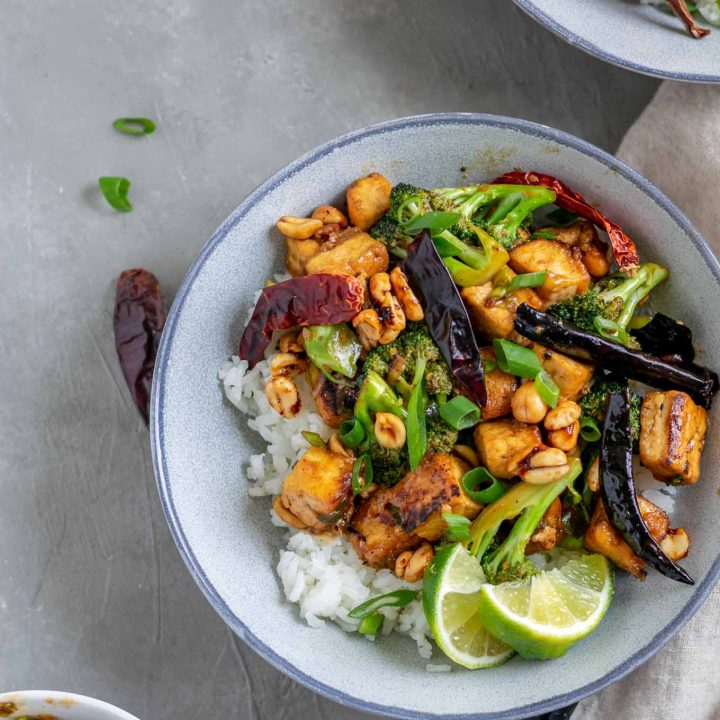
[0,691,139,720]
[220,167,717,669]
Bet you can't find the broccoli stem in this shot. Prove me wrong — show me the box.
[469,459,583,565]
[599,263,669,330]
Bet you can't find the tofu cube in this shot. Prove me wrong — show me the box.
[305,229,389,278]
[277,447,354,534]
[532,344,593,401]
[474,418,542,479]
[509,239,590,303]
[480,347,516,421]
[639,391,708,485]
[345,172,392,230]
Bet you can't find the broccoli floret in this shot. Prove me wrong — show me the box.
[579,380,641,445]
[367,443,410,487]
[468,460,582,584]
[548,263,668,348]
[426,404,459,454]
[363,323,453,397]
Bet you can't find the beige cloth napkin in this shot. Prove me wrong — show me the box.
[576,82,720,720]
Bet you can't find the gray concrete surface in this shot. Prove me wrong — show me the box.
[0,1,659,717]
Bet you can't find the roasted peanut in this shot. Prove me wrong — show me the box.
[523,447,569,484]
[378,296,406,344]
[544,400,582,430]
[369,272,392,302]
[547,422,580,452]
[387,355,406,385]
[278,331,304,354]
[586,454,600,492]
[265,376,301,418]
[270,352,308,378]
[511,382,549,424]
[403,543,434,583]
[453,444,479,467]
[660,528,690,561]
[276,215,323,240]
[311,205,348,228]
[374,412,406,450]
[272,496,307,530]
[395,550,413,579]
[352,309,382,350]
[390,267,424,321]
[328,432,354,458]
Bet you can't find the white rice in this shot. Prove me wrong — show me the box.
[218,293,436,663]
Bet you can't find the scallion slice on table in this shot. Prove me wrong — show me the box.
[98,176,133,212]
[439,396,481,430]
[348,589,418,619]
[442,512,471,542]
[508,270,546,291]
[534,370,560,408]
[493,339,542,378]
[112,117,157,135]
[351,453,373,495]
[461,467,506,504]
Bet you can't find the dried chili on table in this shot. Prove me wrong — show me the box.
[114,268,166,424]
[601,390,693,585]
[238,273,364,368]
[667,0,710,39]
[402,231,486,407]
[493,170,640,272]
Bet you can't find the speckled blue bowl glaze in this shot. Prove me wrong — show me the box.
[513,0,720,83]
[150,114,720,719]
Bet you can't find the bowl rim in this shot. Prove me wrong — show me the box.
[512,0,720,84]
[150,112,720,720]
[0,690,140,719]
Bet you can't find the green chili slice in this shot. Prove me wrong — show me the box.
[461,467,506,504]
[358,613,384,636]
[98,176,133,212]
[439,396,481,430]
[579,416,601,442]
[534,370,560,408]
[112,117,157,135]
[339,417,365,449]
[493,339,542,378]
[351,453,373,495]
[348,589,418,619]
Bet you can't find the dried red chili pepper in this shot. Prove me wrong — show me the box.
[114,269,166,424]
[667,0,710,38]
[493,170,640,272]
[402,231,487,407]
[238,273,364,368]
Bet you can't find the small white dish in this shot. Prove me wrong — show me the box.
[0,691,139,720]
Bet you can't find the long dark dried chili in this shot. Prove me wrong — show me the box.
[600,390,694,585]
[493,170,640,272]
[238,273,364,368]
[402,231,486,406]
[514,304,718,409]
[114,269,166,424]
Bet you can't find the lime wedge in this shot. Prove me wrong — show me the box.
[478,553,613,659]
[423,543,515,669]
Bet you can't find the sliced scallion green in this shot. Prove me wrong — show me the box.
[401,210,460,236]
[358,613,384,636]
[530,230,556,240]
[339,417,365,449]
[579,416,601,442]
[508,270,547,291]
[407,356,428,469]
[442,512,471,542]
[461,467,506,504]
[112,117,157,135]
[348,589,418,619]
[493,339,542,378]
[301,431,326,448]
[534,370,560,408]
[98,176,132,212]
[351,453,373,495]
[438,395,481,430]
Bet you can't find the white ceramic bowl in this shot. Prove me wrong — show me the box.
[513,0,720,82]
[0,691,139,720]
[150,114,720,719]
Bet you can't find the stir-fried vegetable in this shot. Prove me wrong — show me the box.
[303,323,362,379]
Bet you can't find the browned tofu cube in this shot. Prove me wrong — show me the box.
[509,239,590,303]
[474,418,542,479]
[285,236,321,276]
[276,447,354,534]
[526,497,564,555]
[461,281,542,341]
[346,172,392,230]
[349,454,480,568]
[584,500,646,579]
[639,391,708,485]
[306,363,355,429]
[480,347,516,420]
[305,229,389,278]
[532,344,593,401]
